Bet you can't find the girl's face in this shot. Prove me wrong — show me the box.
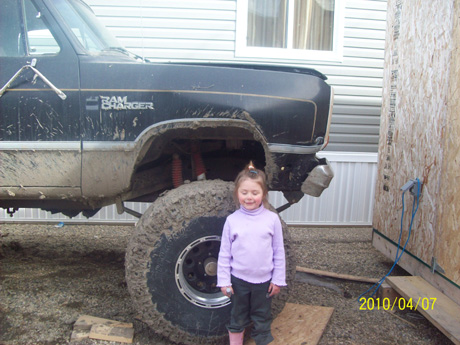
[237,178,265,210]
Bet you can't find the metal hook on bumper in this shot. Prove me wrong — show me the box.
[301,159,334,197]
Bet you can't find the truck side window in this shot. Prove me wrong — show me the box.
[0,0,22,56]
[0,0,60,56]
[23,0,61,55]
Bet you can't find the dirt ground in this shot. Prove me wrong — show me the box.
[0,223,451,345]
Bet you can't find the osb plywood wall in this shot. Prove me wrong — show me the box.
[373,0,459,284]
[436,0,460,285]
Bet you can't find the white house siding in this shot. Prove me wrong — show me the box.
[0,152,377,226]
[85,0,387,153]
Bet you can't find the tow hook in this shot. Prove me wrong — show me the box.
[301,160,334,197]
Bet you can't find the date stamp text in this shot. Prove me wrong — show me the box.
[359,297,437,311]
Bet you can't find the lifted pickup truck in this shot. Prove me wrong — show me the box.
[0,0,334,343]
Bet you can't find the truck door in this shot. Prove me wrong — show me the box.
[0,0,81,199]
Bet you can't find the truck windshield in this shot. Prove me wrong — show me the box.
[53,0,122,53]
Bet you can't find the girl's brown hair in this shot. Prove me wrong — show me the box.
[233,161,269,208]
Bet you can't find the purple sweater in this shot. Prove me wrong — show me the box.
[217,205,287,287]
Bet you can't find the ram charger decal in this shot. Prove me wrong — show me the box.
[100,96,154,110]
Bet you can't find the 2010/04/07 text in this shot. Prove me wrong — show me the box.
[359,297,437,311]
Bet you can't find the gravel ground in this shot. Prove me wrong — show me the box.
[0,223,451,345]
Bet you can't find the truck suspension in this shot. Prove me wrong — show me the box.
[191,142,206,181]
[172,153,183,188]
[172,143,207,188]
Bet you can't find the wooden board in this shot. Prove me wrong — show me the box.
[70,329,90,342]
[435,0,460,289]
[89,324,134,344]
[386,276,460,345]
[296,266,379,284]
[244,303,334,345]
[73,314,133,330]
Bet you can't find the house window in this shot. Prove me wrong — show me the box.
[236,0,343,62]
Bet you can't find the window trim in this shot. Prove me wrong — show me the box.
[235,0,344,63]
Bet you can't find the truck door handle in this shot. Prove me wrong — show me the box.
[0,58,67,100]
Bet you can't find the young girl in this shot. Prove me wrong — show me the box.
[217,162,286,345]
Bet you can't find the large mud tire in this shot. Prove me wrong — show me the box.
[125,180,295,345]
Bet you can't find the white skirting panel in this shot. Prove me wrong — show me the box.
[0,152,377,226]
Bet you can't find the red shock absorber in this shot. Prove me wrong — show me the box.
[191,142,206,180]
[172,153,183,188]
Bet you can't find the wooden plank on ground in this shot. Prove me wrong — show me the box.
[386,276,460,345]
[245,303,334,345]
[70,329,90,342]
[296,266,379,284]
[74,315,133,330]
[89,324,134,343]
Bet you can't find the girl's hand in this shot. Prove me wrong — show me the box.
[221,286,233,297]
[268,283,280,297]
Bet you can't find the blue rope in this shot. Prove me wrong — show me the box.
[358,178,421,301]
